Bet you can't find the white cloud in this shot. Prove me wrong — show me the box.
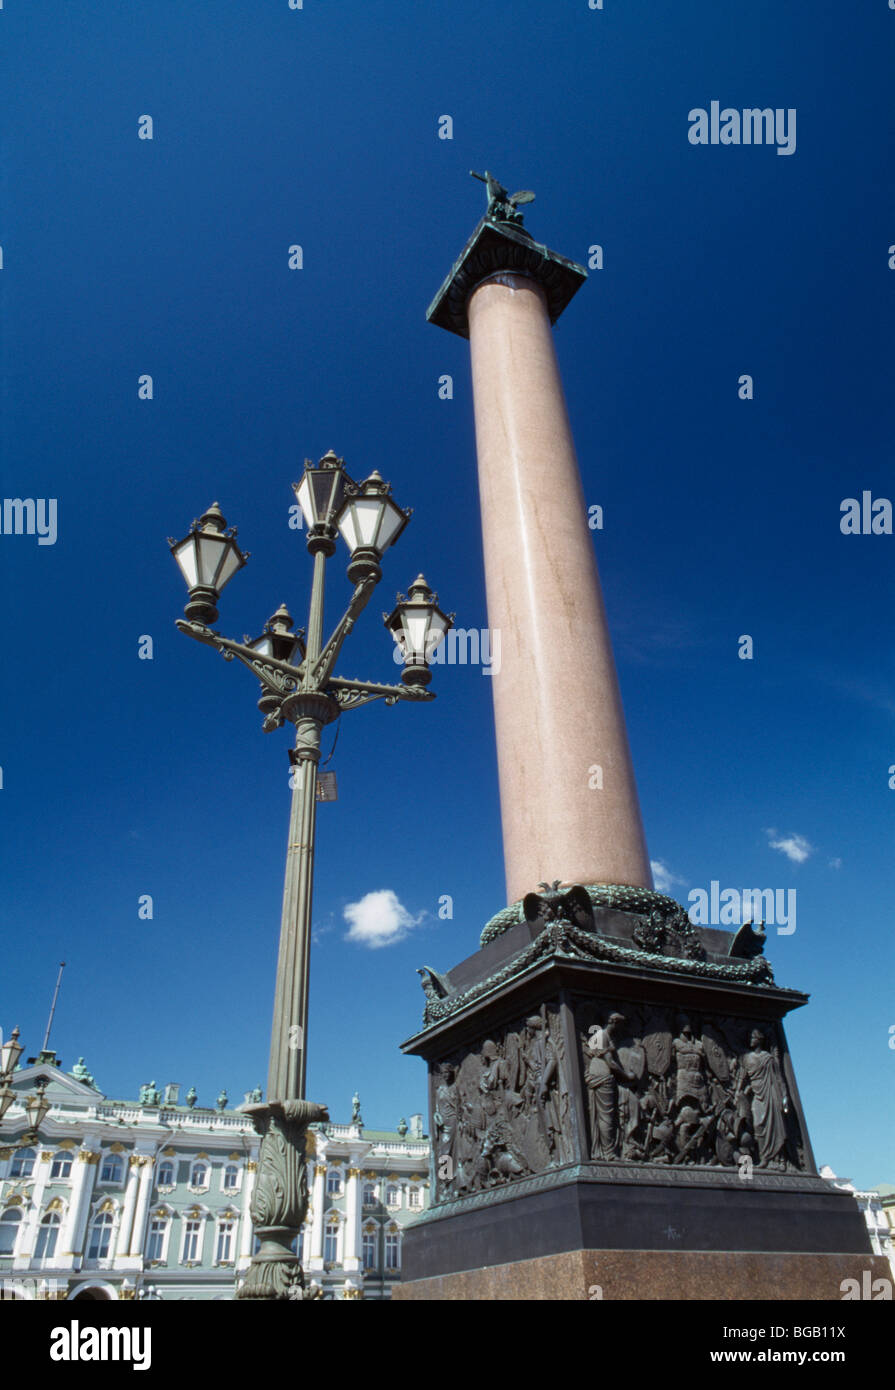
[343,889,424,949]
[651,860,686,894]
[829,857,842,870]
[765,829,814,865]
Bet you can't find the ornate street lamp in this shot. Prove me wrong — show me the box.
[292,449,352,538]
[0,1025,23,1120]
[169,450,452,1301]
[0,1029,56,1144]
[0,1082,15,1121]
[247,605,305,720]
[168,502,248,625]
[0,1026,23,1078]
[385,574,455,687]
[247,604,304,665]
[24,1078,50,1143]
[335,471,410,583]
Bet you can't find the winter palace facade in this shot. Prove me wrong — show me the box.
[0,1048,430,1301]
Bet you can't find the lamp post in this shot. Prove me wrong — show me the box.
[169,450,452,1300]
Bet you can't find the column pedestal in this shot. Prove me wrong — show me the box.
[399,898,878,1301]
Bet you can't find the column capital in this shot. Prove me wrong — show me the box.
[427,215,586,340]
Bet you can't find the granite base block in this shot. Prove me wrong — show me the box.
[393,1250,893,1301]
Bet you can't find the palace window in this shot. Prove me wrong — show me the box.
[146,1215,168,1263]
[215,1220,235,1264]
[50,1152,72,1179]
[87,1211,114,1261]
[362,1229,377,1270]
[385,1185,399,1208]
[156,1160,175,1188]
[0,1208,22,1255]
[222,1164,239,1192]
[408,1186,421,1209]
[326,1168,343,1196]
[363,1183,376,1207]
[100,1154,124,1184]
[10,1148,34,1179]
[323,1218,339,1264]
[34,1212,61,1263]
[189,1162,209,1190]
[181,1219,203,1263]
[385,1232,400,1270]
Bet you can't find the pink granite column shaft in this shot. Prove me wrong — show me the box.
[466,272,652,904]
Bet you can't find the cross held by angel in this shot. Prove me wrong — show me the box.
[470,170,535,225]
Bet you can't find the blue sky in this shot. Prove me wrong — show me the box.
[1,1,892,1185]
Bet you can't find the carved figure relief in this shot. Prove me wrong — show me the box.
[577,1004,804,1173]
[735,1028,794,1171]
[432,1004,572,1201]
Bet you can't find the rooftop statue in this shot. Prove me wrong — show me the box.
[70,1056,96,1088]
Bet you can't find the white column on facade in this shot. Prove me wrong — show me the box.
[238,1160,257,1262]
[17,1149,52,1263]
[343,1166,361,1272]
[62,1148,99,1258]
[115,1155,142,1257]
[128,1155,155,1256]
[308,1163,326,1264]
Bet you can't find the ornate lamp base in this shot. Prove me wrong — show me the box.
[236,1098,328,1302]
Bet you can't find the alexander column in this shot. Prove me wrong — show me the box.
[395,174,882,1302]
[428,171,651,905]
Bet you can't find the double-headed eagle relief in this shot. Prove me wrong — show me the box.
[431,1001,804,1203]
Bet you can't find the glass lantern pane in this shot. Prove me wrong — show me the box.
[250,636,273,657]
[296,474,316,528]
[352,498,385,548]
[313,468,344,523]
[196,533,228,587]
[214,541,243,591]
[173,537,199,589]
[426,612,450,657]
[375,498,406,552]
[336,502,361,552]
[403,612,430,658]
